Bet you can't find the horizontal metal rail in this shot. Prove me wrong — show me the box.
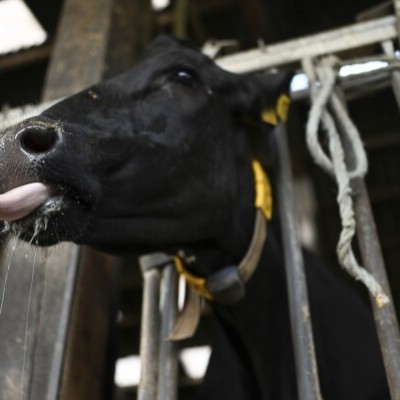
[217,15,397,72]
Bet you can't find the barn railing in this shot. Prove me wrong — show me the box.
[217,15,400,399]
[1,10,400,400]
[133,58,400,400]
[303,56,400,398]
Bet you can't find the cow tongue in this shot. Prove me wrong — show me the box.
[0,183,50,222]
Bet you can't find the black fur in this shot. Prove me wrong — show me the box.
[0,36,389,399]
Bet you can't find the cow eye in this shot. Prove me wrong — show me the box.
[173,68,198,87]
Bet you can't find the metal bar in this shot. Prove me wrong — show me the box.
[217,16,397,73]
[381,40,400,110]
[158,264,179,400]
[138,267,161,400]
[138,253,177,400]
[0,43,53,72]
[329,87,400,399]
[43,247,80,400]
[272,122,323,400]
[57,249,120,400]
[394,0,400,44]
[353,179,400,397]
[173,0,189,39]
[356,1,393,22]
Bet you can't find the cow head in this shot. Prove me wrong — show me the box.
[0,36,291,254]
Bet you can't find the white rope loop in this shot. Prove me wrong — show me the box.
[306,64,337,175]
[306,56,389,307]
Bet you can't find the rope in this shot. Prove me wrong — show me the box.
[306,56,389,307]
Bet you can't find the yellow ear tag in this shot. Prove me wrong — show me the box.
[261,93,291,126]
[277,94,291,122]
[252,160,272,220]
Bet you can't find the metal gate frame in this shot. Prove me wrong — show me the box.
[216,11,400,400]
[136,12,400,400]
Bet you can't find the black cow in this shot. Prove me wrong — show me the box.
[0,36,389,399]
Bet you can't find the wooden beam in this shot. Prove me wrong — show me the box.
[104,0,150,79]
[42,0,113,101]
[0,43,53,72]
[0,0,116,399]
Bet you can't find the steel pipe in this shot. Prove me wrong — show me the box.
[303,55,400,398]
[329,87,400,399]
[158,265,179,400]
[272,122,323,400]
[138,254,179,400]
[138,266,161,400]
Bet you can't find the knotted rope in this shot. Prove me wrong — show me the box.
[306,56,389,307]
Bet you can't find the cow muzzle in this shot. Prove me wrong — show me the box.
[0,119,63,224]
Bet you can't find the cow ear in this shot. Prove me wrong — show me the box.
[231,69,294,118]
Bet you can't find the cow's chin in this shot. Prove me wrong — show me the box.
[9,196,92,247]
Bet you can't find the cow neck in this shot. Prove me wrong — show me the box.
[175,160,272,305]
[206,231,293,400]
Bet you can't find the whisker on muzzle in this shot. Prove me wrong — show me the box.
[21,246,38,398]
[0,235,19,322]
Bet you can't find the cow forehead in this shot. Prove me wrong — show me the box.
[104,47,229,92]
[42,43,240,129]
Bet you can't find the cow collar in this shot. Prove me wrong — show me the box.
[174,160,272,305]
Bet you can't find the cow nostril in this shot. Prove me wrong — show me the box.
[19,126,60,155]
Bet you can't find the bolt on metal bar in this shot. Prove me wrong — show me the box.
[271,122,323,400]
[330,87,400,399]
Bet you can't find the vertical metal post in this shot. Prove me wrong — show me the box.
[329,88,400,398]
[303,54,400,397]
[138,266,161,400]
[352,179,400,396]
[158,265,179,400]
[173,0,189,39]
[393,0,400,44]
[139,254,179,400]
[272,122,323,400]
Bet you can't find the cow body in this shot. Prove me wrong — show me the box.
[0,37,389,399]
